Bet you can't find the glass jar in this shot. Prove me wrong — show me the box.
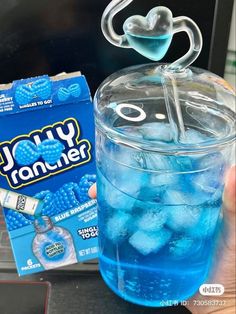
[94,63,236,307]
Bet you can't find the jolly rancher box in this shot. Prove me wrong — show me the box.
[0,72,98,275]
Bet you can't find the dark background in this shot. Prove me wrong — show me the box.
[0,0,234,95]
[0,1,234,313]
[0,271,192,314]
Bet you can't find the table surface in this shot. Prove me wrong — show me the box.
[0,270,191,314]
[0,211,191,314]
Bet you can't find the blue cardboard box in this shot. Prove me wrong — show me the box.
[0,72,98,275]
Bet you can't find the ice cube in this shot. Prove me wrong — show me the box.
[192,170,223,195]
[98,170,136,211]
[136,207,167,232]
[135,185,163,203]
[181,129,209,144]
[174,156,194,171]
[101,146,148,199]
[108,143,144,169]
[129,229,172,255]
[211,187,224,206]
[139,152,175,171]
[166,205,202,232]
[143,172,178,203]
[163,190,186,205]
[139,122,174,142]
[163,189,210,206]
[195,153,225,171]
[187,206,221,238]
[122,169,148,198]
[169,237,195,258]
[150,173,178,187]
[117,125,143,139]
[190,153,225,196]
[106,212,131,243]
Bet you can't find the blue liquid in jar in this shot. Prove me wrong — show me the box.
[97,126,224,307]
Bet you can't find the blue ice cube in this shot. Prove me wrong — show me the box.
[107,187,136,212]
[174,156,194,171]
[139,122,174,142]
[102,146,149,199]
[106,212,131,243]
[187,206,221,238]
[142,174,176,202]
[100,140,142,171]
[136,185,164,202]
[136,207,167,232]
[181,129,208,144]
[211,187,224,206]
[129,229,172,255]
[194,152,225,171]
[166,205,202,232]
[139,152,175,171]
[163,189,209,206]
[150,173,178,187]
[193,171,223,195]
[179,130,213,170]
[147,172,179,202]
[169,237,195,258]
[117,126,143,139]
[111,144,146,169]
[98,170,136,211]
[191,153,225,194]
[163,190,186,205]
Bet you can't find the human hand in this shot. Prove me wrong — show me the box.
[88,166,236,314]
[186,166,236,314]
[88,184,97,199]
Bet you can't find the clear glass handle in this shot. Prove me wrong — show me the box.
[101,0,132,48]
[101,0,203,71]
[167,17,203,71]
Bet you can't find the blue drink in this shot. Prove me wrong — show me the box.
[125,34,173,61]
[94,64,236,307]
[96,124,228,307]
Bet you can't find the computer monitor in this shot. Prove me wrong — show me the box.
[0,0,234,94]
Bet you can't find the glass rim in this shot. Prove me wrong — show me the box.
[94,63,236,155]
[96,120,236,155]
[99,152,227,175]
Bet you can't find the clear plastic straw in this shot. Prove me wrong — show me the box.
[101,0,203,142]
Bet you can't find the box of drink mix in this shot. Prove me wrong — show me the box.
[0,72,98,275]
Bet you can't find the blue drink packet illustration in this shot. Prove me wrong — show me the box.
[0,72,98,276]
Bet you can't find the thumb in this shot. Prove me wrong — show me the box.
[186,166,236,314]
[223,166,236,239]
[88,183,97,199]
[223,165,236,213]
